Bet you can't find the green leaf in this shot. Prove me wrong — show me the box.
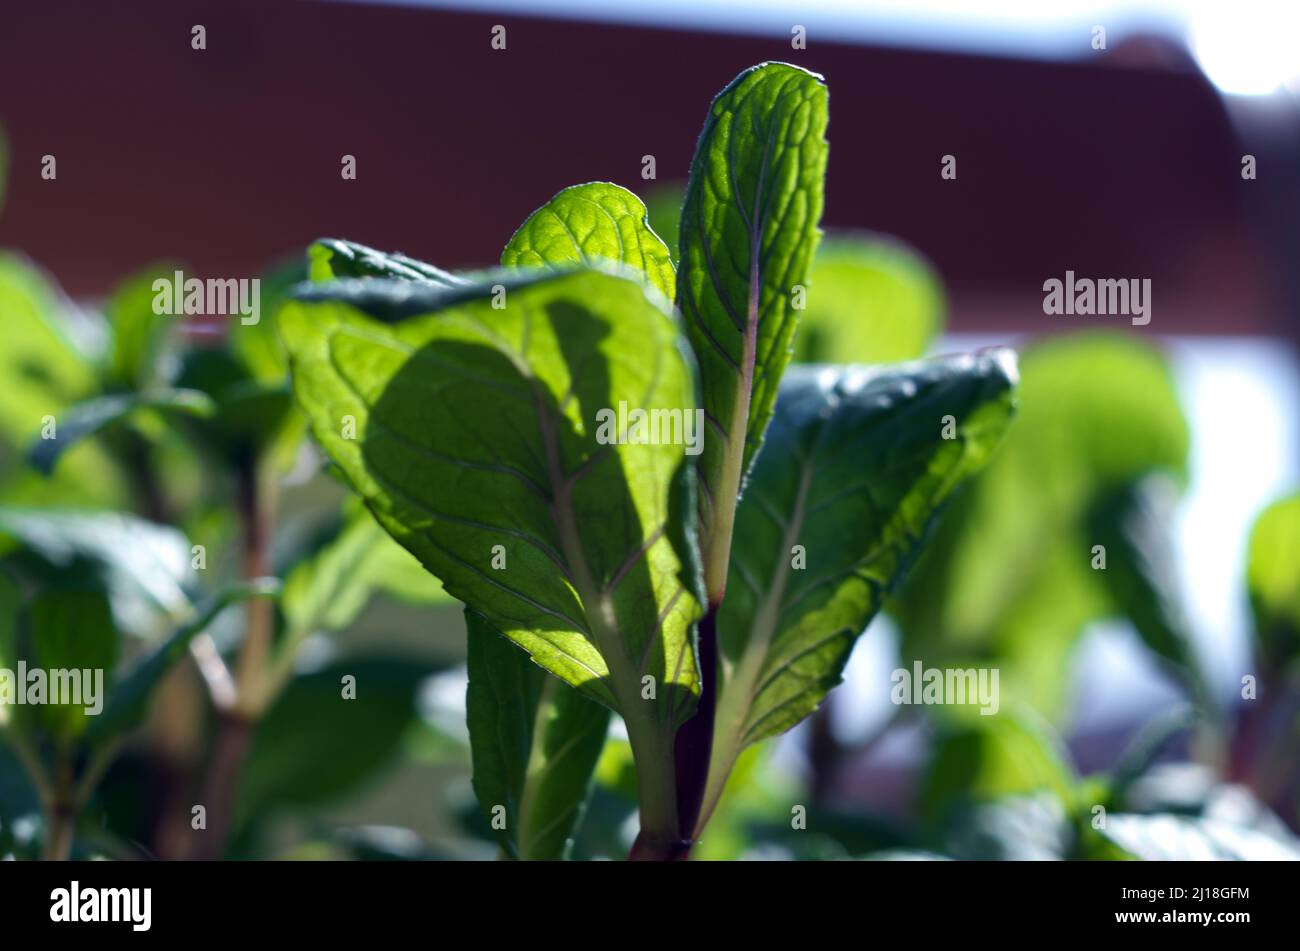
[940,792,1075,861]
[282,500,452,635]
[281,268,704,840]
[17,588,118,744]
[676,62,828,595]
[230,256,309,385]
[466,609,610,860]
[1099,812,1300,860]
[792,236,945,365]
[309,238,465,286]
[236,654,439,828]
[892,332,1190,716]
[502,182,676,300]
[919,709,1077,824]
[1246,491,1300,671]
[0,509,195,637]
[700,353,1017,829]
[171,347,302,470]
[26,389,216,476]
[0,255,96,447]
[86,580,280,747]
[1087,478,1212,711]
[104,266,181,390]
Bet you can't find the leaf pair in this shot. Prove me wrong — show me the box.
[281,62,1021,857]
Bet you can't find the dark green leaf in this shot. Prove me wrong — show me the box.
[309,238,464,286]
[229,256,309,385]
[701,352,1017,829]
[236,655,439,826]
[23,588,118,744]
[466,609,609,859]
[1087,478,1211,709]
[502,182,676,300]
[26,389,216,476]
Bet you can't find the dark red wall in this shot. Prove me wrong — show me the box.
[0,0,1286,334]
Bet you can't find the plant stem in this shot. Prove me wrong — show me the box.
[193,709,253,859]
[671,605,719,845]
[190,457,275,860]
[42,760,76,861]
[671,265,761,852]
[232,461,275,715]
[625,717,691,861]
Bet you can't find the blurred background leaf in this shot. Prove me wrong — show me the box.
[235,655,443,833]
[792,235,945,365]
[1246,492,1300,673]
[892,331,1191,717]
[0,508,194,637]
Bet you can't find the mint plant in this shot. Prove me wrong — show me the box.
[0,245,448,859]
[280,62,1018,860]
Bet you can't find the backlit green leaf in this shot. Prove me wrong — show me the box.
[502,182,675,300]
[676,61,828,593]
[281,267,705,841]
[0,255,96,447]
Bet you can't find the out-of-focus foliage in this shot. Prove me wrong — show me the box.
[1246,492,1300,672]
[235,656,440,830]
[793,236,945,365]
[892,332,1192,716]
[0,256,97,448]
